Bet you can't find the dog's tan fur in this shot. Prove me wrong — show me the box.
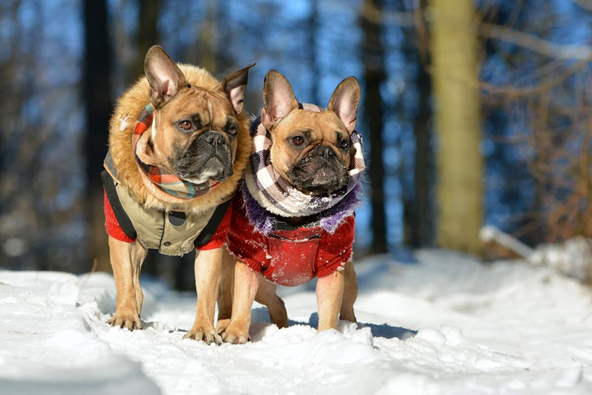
[221,71,361,344]
[106,46,251,343]
[267,110,352,182]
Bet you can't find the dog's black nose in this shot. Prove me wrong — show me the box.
[203,131,226,147]
[316,145,334,158]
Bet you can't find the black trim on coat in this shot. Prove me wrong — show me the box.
[194,199,232,248]
[101,170,138,240]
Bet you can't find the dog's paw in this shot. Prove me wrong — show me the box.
[107,312,142,331]
[221,325,249,345]
[184,327,222,345]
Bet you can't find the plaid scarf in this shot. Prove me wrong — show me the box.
[133,104,219,200]
[245,103,365,218]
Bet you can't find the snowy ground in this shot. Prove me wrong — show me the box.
[1,250,592,395]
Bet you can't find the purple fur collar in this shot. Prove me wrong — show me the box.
[241,182,362,235]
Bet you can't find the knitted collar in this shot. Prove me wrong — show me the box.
[132,104,220,200]
[245,103,366,218]
[242,182,362,235]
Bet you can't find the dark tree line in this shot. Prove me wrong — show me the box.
[5,0,588,282]
[83,0,112,272]
[80,0,399,280]
[362,0,389,254]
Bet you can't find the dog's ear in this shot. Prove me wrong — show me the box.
[144,45,187,108]
[261,70,299,130]
[215,63,255,114]
[327,76,361,134]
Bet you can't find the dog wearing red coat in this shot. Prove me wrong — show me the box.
[220,70,365,344]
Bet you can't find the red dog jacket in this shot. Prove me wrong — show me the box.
[227,195,355,287]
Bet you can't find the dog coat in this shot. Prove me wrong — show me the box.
[102,168,231,256]
[227,193,355,287]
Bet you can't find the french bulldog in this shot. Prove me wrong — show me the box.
[103,45,253,344]
[220,70,363,344]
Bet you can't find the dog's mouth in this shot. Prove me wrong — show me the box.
[176,154,233,184]
[174,132,234,184]
[289,156,350,195]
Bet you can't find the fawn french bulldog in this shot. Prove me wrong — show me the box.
[103,45,253,344]
[221,70,365,344]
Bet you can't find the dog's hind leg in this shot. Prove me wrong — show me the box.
[255,278,288,329]
[215,247,235,334]
[339,260,358,323]
[107,237,147,330]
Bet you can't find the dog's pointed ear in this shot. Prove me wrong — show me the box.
[144,45,187,108]
[261,70,299,130]
[327,76,361,134]
[215,63,255,114]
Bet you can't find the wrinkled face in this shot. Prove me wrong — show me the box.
[139,45,253,184]
[270,110,352,194]
[260,70,361,195]
[154,89,239,183]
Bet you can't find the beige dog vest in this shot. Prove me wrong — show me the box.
[113,182,216,256]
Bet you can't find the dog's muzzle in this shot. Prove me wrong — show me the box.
[174,131,234,182]
[289,145,350,194]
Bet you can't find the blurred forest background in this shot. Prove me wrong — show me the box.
[2,0,592,288]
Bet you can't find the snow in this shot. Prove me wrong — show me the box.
[529,237,592,281]
[1,250,592,395]
[480,225,592,281]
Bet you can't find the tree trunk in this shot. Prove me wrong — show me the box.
[361,0,388,254]
[83,0,113,272]
[309,0,320,105]
[131,0,160,80]
[429,0,483,255]
[196,0,219,73]
[411,51,432,248]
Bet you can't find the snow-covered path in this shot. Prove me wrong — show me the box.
[1,250,591,395]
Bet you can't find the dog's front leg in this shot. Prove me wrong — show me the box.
[107,236,147,330]
[316,270,345,331]
[185,247,223,344]
[339,260,358,323]
[222,261,261,344]
[215,247,235,334]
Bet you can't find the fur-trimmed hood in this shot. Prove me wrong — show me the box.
[107,64,251,214]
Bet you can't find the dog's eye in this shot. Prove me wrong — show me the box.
[224,117,239,136]
[178,120,193,131]
[291,136,305,146]
[340,139,350,149]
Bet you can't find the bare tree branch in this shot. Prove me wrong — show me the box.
[361,2,592,61]
[572,0,592,12]
[479,22,592,61]
[358,2,416,26]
